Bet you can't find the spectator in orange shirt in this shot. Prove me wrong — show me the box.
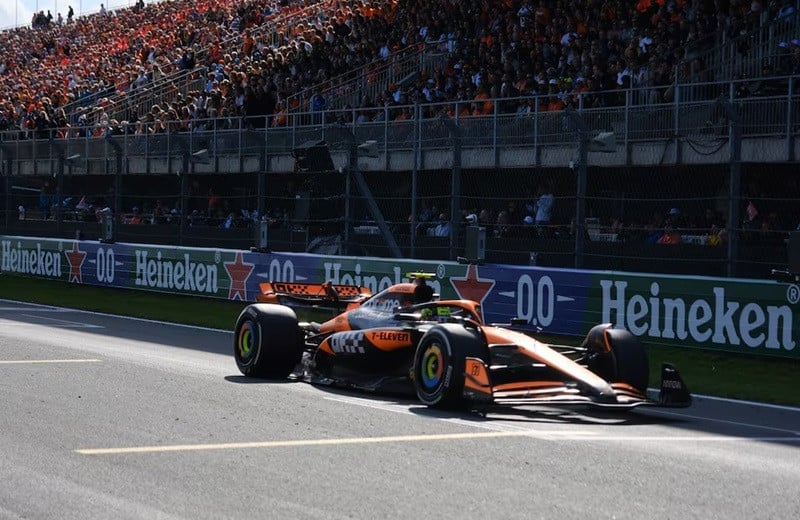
[271,100,289,127]
[656,224,681,244]
[472,84,494,115]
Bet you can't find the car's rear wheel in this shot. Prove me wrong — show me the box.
[412,324,489,409]
[234,304,303,378]
[585,325,649,393]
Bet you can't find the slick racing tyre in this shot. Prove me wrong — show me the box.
[412,324,489,409]
[585,325,649,393]
[234,304,303,379]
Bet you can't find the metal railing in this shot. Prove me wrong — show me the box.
[286,46,416,113]
[683,6,800,83]
[62,68,209,126]
[285,43,449,115]
[0,75,797,172]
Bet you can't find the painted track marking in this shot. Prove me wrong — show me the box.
[76,431,800,456]
[323,396,416,415]
[19,313,105,328]
[0,298,228,333]
[0,307,70,312]
[76,431,542,455]
[555,435,800,442]
[0,359,102,365]
[647,409,800,436]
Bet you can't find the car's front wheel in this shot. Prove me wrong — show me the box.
[584,324,649,393]
[412,324,489,409]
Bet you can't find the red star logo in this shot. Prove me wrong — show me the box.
[64,241,87,284]
[450,265,495,314]
[224,252,255,301]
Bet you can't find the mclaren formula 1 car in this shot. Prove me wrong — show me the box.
[233,273,691,410]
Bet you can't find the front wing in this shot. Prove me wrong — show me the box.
[463,361,692,409]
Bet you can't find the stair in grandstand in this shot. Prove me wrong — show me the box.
[681,7,800,97]
[68,68,208,125]
[285,42,448,116]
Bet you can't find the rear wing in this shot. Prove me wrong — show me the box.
[256,281,372,307]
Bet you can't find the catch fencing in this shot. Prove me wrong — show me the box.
[1,76,799,279]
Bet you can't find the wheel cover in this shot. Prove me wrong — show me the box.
[237,320,257,362]
[419,344,444,391]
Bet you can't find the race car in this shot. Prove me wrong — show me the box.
[233,273,692,411]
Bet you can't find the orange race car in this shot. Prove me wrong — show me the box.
[233,272,692,411]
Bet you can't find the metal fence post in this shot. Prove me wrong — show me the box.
[493,100,498,168]
[383,106,390,172]
[179,158,188,246]
[237,118,244,173]
[565,107,588,269]
[624,89,631,164]
[441,116,461,261]
[344,161,351,256]
[716,95,742,278]
[55,155,64,234]
[786,76,794,161]
[673,67,681,164]
[410,103,421,258]
[107,137,124,222]
[258,148,266,223]
[2,145,9,233]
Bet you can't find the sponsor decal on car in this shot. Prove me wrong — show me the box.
[370,331,411,342]
[329,331,366,354]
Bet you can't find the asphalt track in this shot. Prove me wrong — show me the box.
[1,300,799,520]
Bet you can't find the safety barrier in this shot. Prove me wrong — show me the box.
[2,235,797,359]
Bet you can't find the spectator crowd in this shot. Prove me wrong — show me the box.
[1,0,799,138]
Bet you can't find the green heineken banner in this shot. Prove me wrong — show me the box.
[588,274,797,355]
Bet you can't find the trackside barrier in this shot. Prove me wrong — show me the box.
[1,235,797,359]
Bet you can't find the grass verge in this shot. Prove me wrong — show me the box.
[1,274,798,407]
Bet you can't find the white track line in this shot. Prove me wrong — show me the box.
[0,359,102,365]
[554,435,800,442]
[19,313,105,328]
[76,431,800,456]
[0,298,229,333]
[323,396,415,415]
[691,394,800,412]
[645,409,800,435]
[0,307,70,312]
[76,431,543,455]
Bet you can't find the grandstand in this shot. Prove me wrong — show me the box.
[6,0,799,125]
[1,0,799,279]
